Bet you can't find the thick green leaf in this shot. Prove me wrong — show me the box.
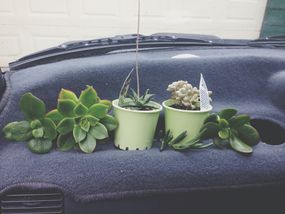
[20,93,46,120]
[57,134,76,151]
[30,120,42,129]
[79,133,97,153]
[73,125,86,143]
[200,122,219,139]
[57,118,75,135]
[219,109,238,120]
[57,99,77,117]
[46,109,64,125]
[32,128,44,138]
[218,119,229,129]
[237,124,260,146]
[88,103,108,119]
[229,115,250,128]
[58,89,78,103]
[100,115,118,131]
[74,103,88,116]
[218,128,230,140]
[42,118,57,140]
[80,119,90,132]
[3,121,32,141]
[89,123,108,140]
[79,86,99,108]
[229,135,253,154]
[83,115,99,126]
[100,99,112,111]
[204,114,218,124]
[27,138,53,154]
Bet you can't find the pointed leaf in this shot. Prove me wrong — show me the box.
[80,119,90,132]
[74,103,88,116]
[79,86,99,108]
[88,103,108,119]
[229,115,250,128]
[219,109,238,120]
[3,121,32,141]
[119,68,134,104]
[27,138,53,154]
[169,131,187,146]
[57,99,77,117]
[99,99,112,111]
[20,93,46,120]
[46,109,64,125]
[100,115,118,131]
[42,118,57,140]
[89,123,108,140]
[57,118,75,135]
[83,115,99,126]
[57,134,76,151]
[79,134,97,153]
[58,89,78,103]
[237,124,260,146]
[230,135,253,154]
[73,125,86,143]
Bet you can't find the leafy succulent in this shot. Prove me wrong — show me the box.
[3,93,57,154]
[47,86,117,153]
[159,130,213,152]
[167,80,212,110]
[118,69,157,111]
[171,109,260,154]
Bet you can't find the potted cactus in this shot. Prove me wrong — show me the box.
[163,76,213,145]
[112,0,162,150]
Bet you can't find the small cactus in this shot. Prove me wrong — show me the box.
[167,80,212,110]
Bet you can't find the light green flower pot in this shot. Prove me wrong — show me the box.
[163,100,212,144]
[112,99,162,150]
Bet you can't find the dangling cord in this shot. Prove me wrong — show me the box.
[135,0,141,97]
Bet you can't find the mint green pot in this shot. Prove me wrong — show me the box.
[112,99,162,150]
[163,100,212,144]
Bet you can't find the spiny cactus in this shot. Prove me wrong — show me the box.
[167,80,212,110]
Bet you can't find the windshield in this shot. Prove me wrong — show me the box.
[0,0,284,66]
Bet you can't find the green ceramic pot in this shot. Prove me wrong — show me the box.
[163,100,212,144]
[112,99,162,150]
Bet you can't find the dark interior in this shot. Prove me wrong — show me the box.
[0,45,285,213]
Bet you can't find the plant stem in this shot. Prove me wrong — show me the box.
[136,0,141,97]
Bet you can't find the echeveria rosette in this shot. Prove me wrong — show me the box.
[47,86,117,154]
[3,93,57,154]
[172,108,260,154]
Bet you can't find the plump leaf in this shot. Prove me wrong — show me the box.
[79,134,97,153]
[204,114,218,124]
[219,109,238,120]
[88,103,108,119]
[42,118,57,140]
[100,115,118,131]
[57,99,77,117]
[57,118,75,135]
[32,128,44,138]
[73,103,88,116]
[79,86,99,108]
[20,93,46,120]
[57,134,76,151]
[237,124,260,146]
[99,99,112,111]
[200,122,219,139]
[58,89,78,103]
[229,135,253,154]
[229,115,250,128]
[73,125,86,143]
[218,119,229,129]
[89,123,108,140]
[30,120,42,129]
[3,121,32,141]
[46,109,64,125]
[218,128,230,140]
[27,138,53,154]
[82,115,99,126]
[80,119,90,132]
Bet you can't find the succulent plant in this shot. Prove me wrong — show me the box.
[3,93,57,154]
[167,80,212,110]
[171,109,260,154]
[47,86,118,154]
